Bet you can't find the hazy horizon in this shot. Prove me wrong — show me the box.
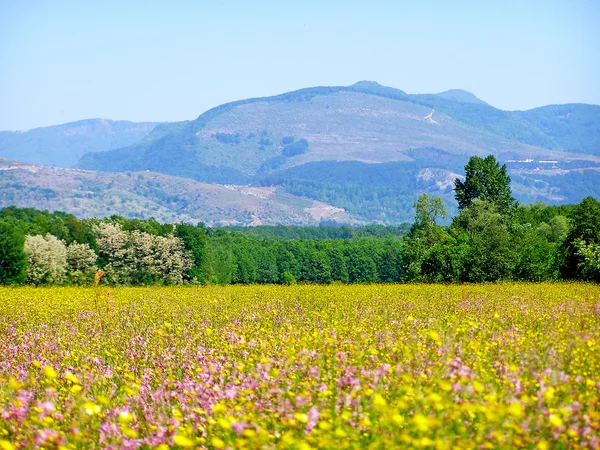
[2,0,599,131]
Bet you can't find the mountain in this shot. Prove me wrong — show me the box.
[0,159,357,226]
[79,82,600,181]
[3,81,600,224]
[0,119,160,168]
[74,81,600,222]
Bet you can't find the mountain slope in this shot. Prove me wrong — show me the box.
[79,81,599,186]
[0,119,160,167]
[517,104,600,156]
[0,159,357,226]
[3,81,599,225]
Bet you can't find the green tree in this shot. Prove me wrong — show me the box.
[175,223,207,283]
[574,240,600,281]
[420,234,470,282]
[548,215,569,243]
[454,155,515,213]
[345,244,377,283]
[401,195,448,281]
[561,196,600,280]
[412,194,447,230]
[0,219,28,284]
[513,226,560,281]
[452,200,515,282]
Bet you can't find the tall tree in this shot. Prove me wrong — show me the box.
[454,155,515,213]
[0,219,28,284]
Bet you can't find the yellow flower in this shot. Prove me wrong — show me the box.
[508,402,524,418]
[373,394,387,408]
[84,402,101,415]
[536,440,550,450]
[211,437,225,449]
[43,365,58,380]
[173,434,195,448]
[294,413,309,423]
[119,411,134,423]
[549,414,563,427]
[0,440,15,450]
[392,414,405,427]
[64,371,81,384]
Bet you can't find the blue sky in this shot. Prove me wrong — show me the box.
[1,0,599,130]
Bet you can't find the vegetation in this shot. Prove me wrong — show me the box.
[453,155,515,213]
[0,219,27,284]
[0,283,599,448]
[0,162,358,226]
[3,155,600,286]
[400,156,600,283]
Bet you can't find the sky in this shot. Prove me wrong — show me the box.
[1,0,599,131]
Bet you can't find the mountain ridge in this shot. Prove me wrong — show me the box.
[2,81,600,224]
[77,81,600,181]
[0,118,160,168]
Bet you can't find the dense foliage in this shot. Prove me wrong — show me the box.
[0,218,27,284]
[0,155,599,285]
[1,284,599,448]
[453,155,515,213]
[401,157,600,283]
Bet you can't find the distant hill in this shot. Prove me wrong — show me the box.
[0,119,160,167]
[0,159,358,226]
[73,81,600,222]
[3,152,599,225]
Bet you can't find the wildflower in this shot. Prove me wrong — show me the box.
[43,365,58,380]
[211,437,225,449]
[549,414,563,427]
[173,435,195,448]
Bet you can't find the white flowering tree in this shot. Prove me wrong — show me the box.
[95,222,192,285]
[24,234,68,285]
[66,242,98,285]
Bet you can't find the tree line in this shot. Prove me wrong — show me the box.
[1,155,599,285]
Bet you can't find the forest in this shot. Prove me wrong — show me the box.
[1,156,599,286]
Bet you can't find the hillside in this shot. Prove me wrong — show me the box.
[80,82,594,181]
[0,159,358,226]
[78,82,600,182]
[3,81,600,224]
[517,104,600,156]
[0,119,160,168]
[74,82,600,222]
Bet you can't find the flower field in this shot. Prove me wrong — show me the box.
[1,284,599,449]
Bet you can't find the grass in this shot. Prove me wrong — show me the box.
[0,283,599,449]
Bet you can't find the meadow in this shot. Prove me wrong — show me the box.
[0,283,599,449]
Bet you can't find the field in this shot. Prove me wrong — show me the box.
[1,284,599,449]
